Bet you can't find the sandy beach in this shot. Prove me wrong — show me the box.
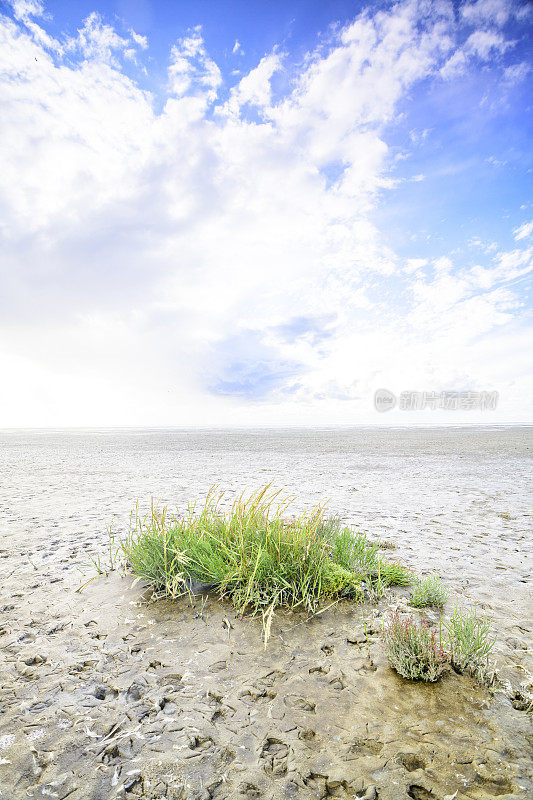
[0,427,531,799]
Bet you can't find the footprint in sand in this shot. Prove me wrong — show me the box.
[260,737,289,776]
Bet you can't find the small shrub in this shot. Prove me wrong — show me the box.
[382,612,448,682]
[444,606,495,682]
[410,573,447,608]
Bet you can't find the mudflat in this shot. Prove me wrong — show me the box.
[0,427,531,799]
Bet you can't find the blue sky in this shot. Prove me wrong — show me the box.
[0,0,532,425]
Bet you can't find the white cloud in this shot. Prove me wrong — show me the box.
[68,12,130,64]
[465,29,510,58]
[7,0,45,20]
[269,2,454,174]
[130,29,148,50]
[514,220,533,240]
[441,27,511,78]
[0,0,530,426]
[461,0,528,28]
[168,26,221,99]
[503,62,530,83]
[405,258,428,274]
[223,52,282,115]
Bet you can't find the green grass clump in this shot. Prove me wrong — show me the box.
[382,612,448,682]
[409,573,447,608]
[123,487,411,641]
[444,606,495,682]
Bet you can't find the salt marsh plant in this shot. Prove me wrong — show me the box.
[410,573,448,608]
[382,606,496,684]
[382,612,448,682]
[444,606,495,682]
[123,486,411,642]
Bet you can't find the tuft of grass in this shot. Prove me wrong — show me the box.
[409,573,448,608]
[444,606,495,683]
[122,487,411,642]
[382,612,448,682]
[77,520,120,593]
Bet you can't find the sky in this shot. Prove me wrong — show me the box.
[0,0,532,427]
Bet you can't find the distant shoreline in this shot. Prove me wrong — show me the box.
[1,423,532,433]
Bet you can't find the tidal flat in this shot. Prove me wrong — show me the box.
[0,427,531,799]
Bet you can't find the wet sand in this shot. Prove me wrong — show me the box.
[0,427,532,799]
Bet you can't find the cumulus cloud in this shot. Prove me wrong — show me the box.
[223,52,282,115]
[0,0,530,425]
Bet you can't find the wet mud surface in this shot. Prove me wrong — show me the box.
[0,427,532,799]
